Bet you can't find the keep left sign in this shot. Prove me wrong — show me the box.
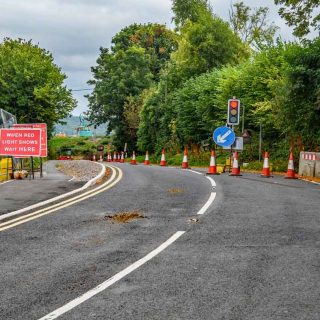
[0,128,41,157]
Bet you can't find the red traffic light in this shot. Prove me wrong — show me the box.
[229,100,239,108]
[227,98,240,125]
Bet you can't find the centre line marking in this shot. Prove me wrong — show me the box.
[38,231,186,320]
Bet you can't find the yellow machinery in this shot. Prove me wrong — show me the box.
[0,158,13,181]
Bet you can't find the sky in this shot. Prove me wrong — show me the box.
[0,0,307,116]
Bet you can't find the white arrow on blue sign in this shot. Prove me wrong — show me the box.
[213,126,236,147]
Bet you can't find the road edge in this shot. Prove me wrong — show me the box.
[0,162,106,221]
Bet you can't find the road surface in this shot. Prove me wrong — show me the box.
[0,163,319,319]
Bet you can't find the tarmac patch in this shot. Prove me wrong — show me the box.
[167,188,184,194]
[104,210,144,223]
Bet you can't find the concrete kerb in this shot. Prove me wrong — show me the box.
[0,162,106,221]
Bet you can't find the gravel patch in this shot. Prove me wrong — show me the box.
[55,160,103,181]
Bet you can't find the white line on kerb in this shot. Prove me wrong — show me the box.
[38,231,186,320]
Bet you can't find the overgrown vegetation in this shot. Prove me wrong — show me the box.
[85,0,319,165]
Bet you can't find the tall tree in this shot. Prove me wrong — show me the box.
[229,1,279,50]
[87,24,176,149]
[170,13,249,84]
[274,0,320,37]
[0,38,76,136]
[171,0,209,29]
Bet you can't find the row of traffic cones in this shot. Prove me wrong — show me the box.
[259,151,297,179]
[95,149,298,179]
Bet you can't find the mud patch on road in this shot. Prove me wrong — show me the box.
[105,210,144,223]
[167,188,184,194]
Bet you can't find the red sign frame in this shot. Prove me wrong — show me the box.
[0,128,42,157]
[13,123,47,157]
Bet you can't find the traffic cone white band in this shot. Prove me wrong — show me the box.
[288,159,294,170]
[210,156,216,166]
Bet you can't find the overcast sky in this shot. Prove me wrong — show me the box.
[0,0,305,115]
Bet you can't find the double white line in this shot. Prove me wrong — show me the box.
[0,165,122,232]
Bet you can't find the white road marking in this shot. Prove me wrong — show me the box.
[187,169,203,175]
[0,180,14,185]
[0,162,106,221]
[205,175,216,188]
[187,169,217,215]
[38,231,186,320]
[197,192,216,215]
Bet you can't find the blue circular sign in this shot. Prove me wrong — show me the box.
[213,126,236,147]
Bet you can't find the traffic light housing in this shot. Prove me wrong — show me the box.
[227,99,240,125]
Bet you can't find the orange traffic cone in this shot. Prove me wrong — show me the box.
[160,149,166,166]
[181,148,189,169]
[207,150,220,175]
[120,152,124,163]
[113,152,117,162]
[117,153,121,162]
[285,151,298,179]
[229,152,242,176]
[107,153,111,162]
[261,151,272,178]
[92,154,96,161]
[144,151,150,165]
[99,154,103,162]
[131,151,137,165]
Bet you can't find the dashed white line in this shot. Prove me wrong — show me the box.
[38,231,186,320]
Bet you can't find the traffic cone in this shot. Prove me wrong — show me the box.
[131,151,137,165]
[207,150,220,175]
[92,154,96,161]
[113,152,117,162]
[261,151,272,178]
[120,152,124,163]
[106,153,110,162]
[99,154,103,162]
[160,149,166,166]
[285,151,298,179]
[117,153,121,162]
[144,151,150,165]
[181,148,189,169]
[229,152,242,176]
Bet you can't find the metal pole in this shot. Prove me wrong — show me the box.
[31,156,34,179]
[40,157,43,178]
[259,123,262,162]
[242,104,245,133]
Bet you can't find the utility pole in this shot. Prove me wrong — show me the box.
[259,122,262,162]
[242,104,245,133]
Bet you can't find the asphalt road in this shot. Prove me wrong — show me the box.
[0,164,319,320]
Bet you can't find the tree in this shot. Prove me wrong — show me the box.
[171,0,209,29]
[274,0,320,37]
[275,38,320,149]
[229,1,279,50]
[0,38,76,136]
[87,46,153,148]
[87,23,176,149]
[170,13,249,84]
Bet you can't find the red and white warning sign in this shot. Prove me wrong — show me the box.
[0,128,41,157]
[13,123,47,157]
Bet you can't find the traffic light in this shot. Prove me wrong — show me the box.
[227,99,240,125]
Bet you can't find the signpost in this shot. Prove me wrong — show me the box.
[13,123,47,157]
[213,126,236,147]
[222,137,244,151]
[0,128,41,157]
